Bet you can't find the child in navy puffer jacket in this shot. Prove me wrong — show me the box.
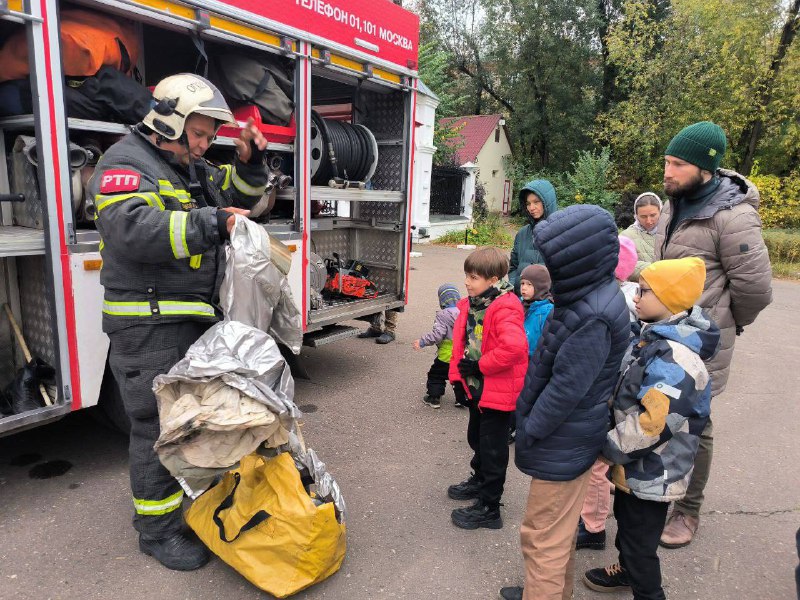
[413,284,467,409]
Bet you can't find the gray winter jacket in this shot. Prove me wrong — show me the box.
[90,129,268,333]
[655,169,772,396]
[419,307,459,362]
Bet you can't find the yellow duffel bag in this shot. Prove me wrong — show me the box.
[186,452,346,597]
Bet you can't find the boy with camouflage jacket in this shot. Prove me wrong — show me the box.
[584,257,720,600]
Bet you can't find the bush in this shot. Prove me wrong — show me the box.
[505,148,621,215]
[763,229,800,279]
[567,147,620,212]
[433,213,513,249]
[749,174,800,229]
[763,229,800,263]
[503,156,572,215]
[472,181,489,223]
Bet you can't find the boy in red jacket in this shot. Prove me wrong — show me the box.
[448,247,529,530]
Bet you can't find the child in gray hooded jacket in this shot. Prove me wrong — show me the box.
[413,284,467,409]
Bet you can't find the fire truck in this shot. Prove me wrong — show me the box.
[0,0,422,435]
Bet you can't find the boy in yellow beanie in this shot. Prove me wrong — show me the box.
[583,257,720,599]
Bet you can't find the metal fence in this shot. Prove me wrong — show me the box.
[429,166,467,215]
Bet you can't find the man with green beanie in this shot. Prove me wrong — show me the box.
[656,121,773,548]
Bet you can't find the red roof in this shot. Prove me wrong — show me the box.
[438,114,506,165]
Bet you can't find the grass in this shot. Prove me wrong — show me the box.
[772,262,800,279]
[433,213,514,250]
[764,229,800,280]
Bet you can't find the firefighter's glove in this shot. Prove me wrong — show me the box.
[457,358,481,378]
[217,209,232,241]
[247,138,267,165]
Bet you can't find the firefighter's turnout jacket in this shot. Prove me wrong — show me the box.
[90,128,268,333]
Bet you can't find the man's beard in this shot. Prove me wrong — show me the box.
[663,172,705,198]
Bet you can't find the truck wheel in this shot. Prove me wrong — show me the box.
[98,366,131,436]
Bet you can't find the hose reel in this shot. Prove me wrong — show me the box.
[309,111,378,187]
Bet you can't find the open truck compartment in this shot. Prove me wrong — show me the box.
[0,0,417,432]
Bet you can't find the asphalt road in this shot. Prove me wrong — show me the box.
[1,244,798,600]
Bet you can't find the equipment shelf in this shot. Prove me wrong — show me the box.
[0,116,294,152]
[0,226,46,257]
[276,187,404,203]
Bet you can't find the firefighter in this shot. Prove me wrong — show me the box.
[89,73,269,571]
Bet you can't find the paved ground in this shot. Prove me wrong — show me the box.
[1,244,798,600]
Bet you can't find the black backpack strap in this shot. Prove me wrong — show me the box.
[191,33,209,77]
[242,68,273,104]
[212,472,272,543]
[115,38,132,74]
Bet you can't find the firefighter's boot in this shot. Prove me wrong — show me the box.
[139,531,210,571]
[376,332,395,344]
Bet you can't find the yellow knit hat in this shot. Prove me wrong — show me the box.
[640,257,706,314]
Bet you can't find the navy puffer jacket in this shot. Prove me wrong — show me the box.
[515,205,631,481]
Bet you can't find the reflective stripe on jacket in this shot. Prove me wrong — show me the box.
[89,130,268,333]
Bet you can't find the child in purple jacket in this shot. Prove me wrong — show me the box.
[413,284,468,409]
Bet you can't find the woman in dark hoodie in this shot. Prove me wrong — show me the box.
[508,179,558,293]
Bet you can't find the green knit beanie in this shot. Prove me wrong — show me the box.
[665,121,727,172]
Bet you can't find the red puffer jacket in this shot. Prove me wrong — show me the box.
[448,293,528,412]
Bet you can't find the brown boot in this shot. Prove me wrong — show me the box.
[659,510,699,548]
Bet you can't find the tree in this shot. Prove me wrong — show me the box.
[598,0,800,184]
[735,0,800,175]
[417,0,611,170]
[417,42,467,164]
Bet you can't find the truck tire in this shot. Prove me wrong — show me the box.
[98,366,131,436]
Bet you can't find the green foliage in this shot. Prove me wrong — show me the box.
[418,42,463,118]
[433,121,464,166]
[771,261,800,280]
[750,174,800,229]
[566,147,620,211]
[597,0,800,184]
[472,180,489,222]
[504,148,620,213]
[763,229,800,263]
[764,228,800,279]
[417,0,611,170]
[417,0,800,187]
[433,213,513,249]
[503,155,570,214]
[417,41,468,165]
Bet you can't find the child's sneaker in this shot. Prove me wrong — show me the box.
[582,563,631,592]
[447,474,481,500]
[422,395,441,409]
[451,500,502,530]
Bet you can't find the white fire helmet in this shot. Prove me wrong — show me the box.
[142,73,235,141]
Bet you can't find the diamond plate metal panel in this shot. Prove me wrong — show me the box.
[360,91,405,192]
[355,229,400,266]
[356,200,402,223]
[10,136,45,229]
[354,229,401,295]
[361,91,405,138]
[18,256,56,367]
[370,146,403,191]
[367,267,398,295]
[311,230,353,263]
[0,259,16,388]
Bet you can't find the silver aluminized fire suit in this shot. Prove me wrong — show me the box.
[90,126,267,538]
